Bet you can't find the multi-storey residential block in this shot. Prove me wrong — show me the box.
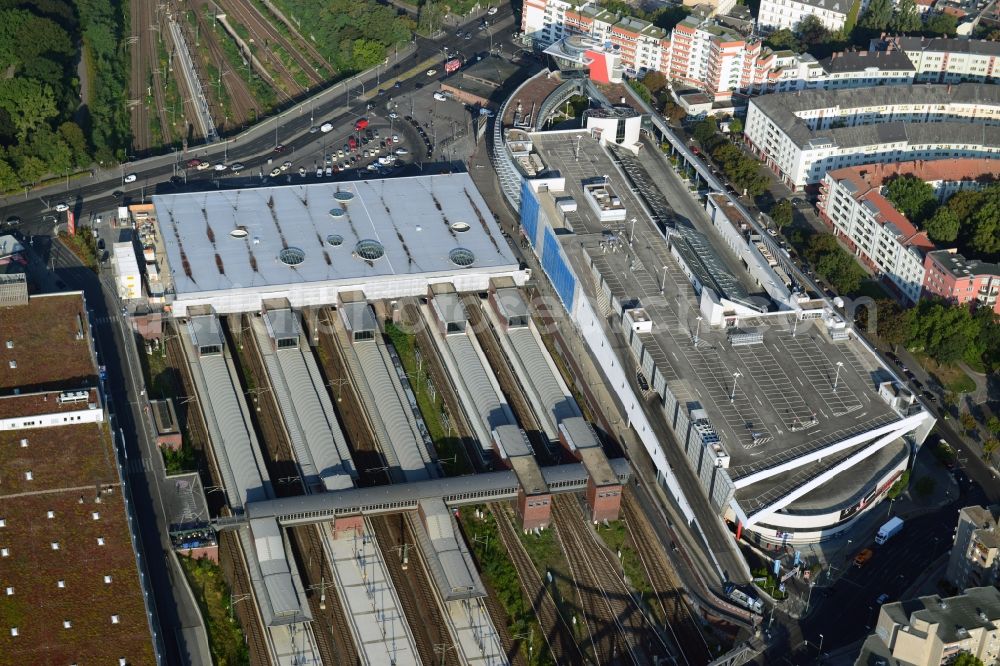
[875,35,1000,83]
[818,158,997,303]
[744,83,1000,190]
[818,49,916,89]
[757,0,864,33]
[860,587,1000,666]
[923,250,1000,314]
[818,166,934,302]
[947,505,1000,592]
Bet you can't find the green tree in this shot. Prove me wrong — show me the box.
[58,122,89,168]
[887,469,910,499]
[925,206,960,242]
[692,116,719,145]
[951,653,985,666]
[628,79,653,104]
[642,70,667,93]
[0,78,57,141]
[351,39,385,69]
[874,298,908,346]
[884,174,937,224]
[967,188,1000,254]
[987,416,1000,435]
[662,100,686,124]
[984,438,1000,462]
[860,0,893,30]
[889,0,922,32]
[797,15,832,45]
[906,300,979,365]
[765,28,802,52]
[770,199,794,228]
[651,5,690,32]
[960,410,978,433]
[923,13,957,36]
[728,117,744,134]
[0,158,18,191]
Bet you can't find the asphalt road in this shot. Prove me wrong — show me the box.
[0,8,519,241]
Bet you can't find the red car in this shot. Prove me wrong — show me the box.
[354,118,369,131]
[274,144,286,153]
[186,158,201,168]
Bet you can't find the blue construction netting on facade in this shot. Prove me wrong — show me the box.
[542,226,576,312]
[520,180,540,247]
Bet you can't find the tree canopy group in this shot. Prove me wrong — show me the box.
[690,117,769,198]
[0,0,129,191]
[883,175,1000,257]
[273,0,414,72]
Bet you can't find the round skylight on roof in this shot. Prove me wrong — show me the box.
[329,207,346,218]
[278,247,306,266]
[449,247,475,267]
[355,239,385,261]
[334,191,354,203]
[451,221,470,232]
[230,228,248,239]
[327,234,344,247]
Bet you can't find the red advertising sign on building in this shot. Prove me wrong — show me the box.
[66,210,75,236]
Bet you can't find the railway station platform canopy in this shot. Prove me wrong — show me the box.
[151,175,527,316]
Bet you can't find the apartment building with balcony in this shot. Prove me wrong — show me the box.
[947,505,1000,592]
[757,0,864,33]
[875,35,1000,84]
[923,250,1000,314]
[744,83,1000,189]
[818,166,935,303]
[818,158,997,303]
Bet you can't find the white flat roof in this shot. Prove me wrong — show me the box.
[152,174,518,306]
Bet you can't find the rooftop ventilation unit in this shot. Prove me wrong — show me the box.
[58,390,89,404]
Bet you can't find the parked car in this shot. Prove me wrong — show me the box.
[186,158,202,168]
[426,69,437,76]
[388,112,398,119]
[269,167,282,177]
[487,5,497,13]
[316,167,324,177]
[124,173,137,183]
[854,548,874,567]
[876,593,890,605]
[54,203,69,212]
[214,163,228,171]
[196,161,212,171]
[4,216,20,226]
[395,147,409,155]
[298,167,307,177]
[433,91,447,101]
[281,161,292,171]
[325,166,333,176]
[230,163,245,173]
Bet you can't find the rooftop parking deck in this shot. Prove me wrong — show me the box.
[528,130,912,516]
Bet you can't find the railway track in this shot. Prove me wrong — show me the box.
[252,0,336,75]
[399,300,478,473]
[219,530,272,666]
[217,0,322,93]
[314,308,392,486]
[621,491,713,666]
[370,514,453,666]
[553,496,671,666]
[184,3,259,129]
[491,503,584,666]
[290,525,360,666]
[129,0,154,150]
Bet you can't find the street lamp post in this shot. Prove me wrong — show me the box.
[694,316,703,345]
[818,633,824,656]
[629,217,637,246]
[731,371,742,403]
[660,265,668,294]
[833,361,844,391]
